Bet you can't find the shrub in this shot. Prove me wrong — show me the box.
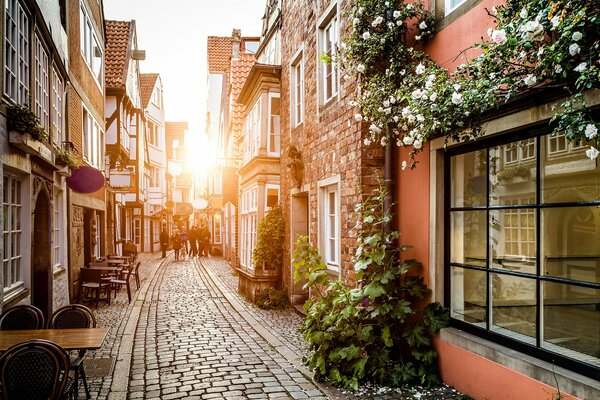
[253,205,285,270]
[6,101,49,141]
[256,288,289,309]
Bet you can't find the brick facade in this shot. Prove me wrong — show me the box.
[280,0,384,298]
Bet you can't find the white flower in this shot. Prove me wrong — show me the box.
[396,20,403,26]
[393,10,401,19]
[369,124,382,134]
[524,74,537,86]
[349,100,358,107]
[574,62,588,73]
[537,47,544,57]
[491,6,497,15]
[363,137,372,146]
[415,35,422,41]
[387,22,395,29]
[416,114,425,122]
[416,63,426,74]
[353,18,360,25]
[401,161,407,170]
[585,124,598,140]
[487,28,493,37]
[389,97,396,104]
[586,146,599,160]
[393,116,400,123]
[425,80,434,89]
[554,64,563,74]
[372,16,384,27]
[384,108,392,115]
[362,31,371,40]
[572,32,583,41]
[357,64,366,73]
[551,15,560,29]
[383,100,390,107]
[400,69,406,76]
[491,29,507,45]
[453,84,461,91]
[411,89,424,99]
[354,113,363,122]
[429,92,438,102]
[413,139,423,150]
[380,136,388,146]
[343,74,351,81]
[401,107,410,118]
[406,4,413,10]
[419,21,427,30]
[520,8,528,19]
[569,43,581,56]
[402,136,414,146]
[358,7,364,14]
[378,106,384,113]
[451,92,463,105]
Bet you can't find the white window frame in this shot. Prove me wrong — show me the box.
[318,4,339,105]
[445,0,468,15]
[4,0,30,104]
[318,176,340,273]
[290,48,304,127]
[267,92,281,156]
[240,186,258,269]
[51,67,64,146]
[80,1,103,88]
[94,214,101,258]
[34,34,50,131]
[265,183,280,210]
[213,213,222,244]
[3,174,24,292]
[82,104,105,169]
[243,98,261,163]
[52,188,64,271]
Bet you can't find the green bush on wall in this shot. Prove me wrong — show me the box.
[253,205,285,271]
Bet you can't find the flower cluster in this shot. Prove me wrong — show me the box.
[342,0,600,167]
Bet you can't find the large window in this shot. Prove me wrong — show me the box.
[320,181,339,273]
[80,1,103,86]
[319,9,338,104]
[53,188,63,271]
[34,35,49,131]
[268,93,280,156]
[243,99,261,163]
[291,54,304,127]
[240,187,258,269]
[82,105,104,169]
[213,214,222,245]
[3,174,23,292]
[51,67,64,146]
[448,132,600,374]
[4,0,29,104]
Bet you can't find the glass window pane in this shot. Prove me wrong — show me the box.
[450,210,487,267]
[542,207,600,283]
[490,273,536,344]
[489,141,536,206]
[490,209,536,274]
[542,134,600,203]
[451,267,486,326]
[542,281,599,367]
[451,149,487,207]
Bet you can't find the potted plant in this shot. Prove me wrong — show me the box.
[6,101,49,154]
[54,146,81,176]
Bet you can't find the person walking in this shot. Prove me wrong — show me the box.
[171,230,182,261]
[189,225,198,257]
[160,228,169,258]
[200,224,211,257]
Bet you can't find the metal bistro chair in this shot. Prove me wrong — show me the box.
[110,267,132,303]
[0,339,73,400]
[49,305,96,400]
[80,268,111,309]
[0,304,45,330]
[129,261,141,289]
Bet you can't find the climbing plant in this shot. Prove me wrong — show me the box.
[342,0,600,167]
[293,186,449,390]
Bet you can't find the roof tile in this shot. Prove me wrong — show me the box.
[105,20,132,88]
[140,73,159,108]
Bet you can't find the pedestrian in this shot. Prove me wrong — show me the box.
[189,225,198,257]
[171,230,181,261]
[160,228,169,258]
[180,228,189,255]
[200,224,211,257]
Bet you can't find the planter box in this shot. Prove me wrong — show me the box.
[8,130,42,154]
[56,165,71,177]
[236,267,280,303]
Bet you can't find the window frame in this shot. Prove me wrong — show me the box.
[4,0,30,104]
[52,188,64,271]
[34,34,50,131]
[290,47,304,127]
[265,183,280,210]
[317,4,339,106]
[318,176,341,274]
[82,104,105,169]
[79,1,103,88]
[267,92,281,156]
[3,173,24,293]
[51,66,65,146]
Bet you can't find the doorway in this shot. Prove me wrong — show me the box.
[32,187,52,320]
[290,192,309,304]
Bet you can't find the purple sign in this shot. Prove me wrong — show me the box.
[66,166,105,193]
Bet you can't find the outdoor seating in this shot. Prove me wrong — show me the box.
[80,268,111,308]
[0,305,45,330]
[0,339,73,400]
[129,261,141,289]
[49,305,96,400]
[110,268,132,303]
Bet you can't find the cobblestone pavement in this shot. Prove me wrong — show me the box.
[81,254,466,399]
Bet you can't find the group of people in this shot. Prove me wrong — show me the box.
[159,224,211,260]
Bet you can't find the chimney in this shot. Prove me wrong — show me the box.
[231,29,241,60]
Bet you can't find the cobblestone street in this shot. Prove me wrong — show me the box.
[81,254,465,400]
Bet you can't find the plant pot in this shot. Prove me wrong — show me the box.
[8,130,41,155]
[56,165,71,177]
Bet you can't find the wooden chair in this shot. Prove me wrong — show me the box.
[110,268,132,303]
[80,268,111,309]
[0,304,45,330]
[0,339,73,400]
[129,261,141,289]
[49,305,96,400]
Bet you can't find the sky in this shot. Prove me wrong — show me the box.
[103,0,266,137]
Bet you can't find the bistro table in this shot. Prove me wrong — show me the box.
[0,327,109,351]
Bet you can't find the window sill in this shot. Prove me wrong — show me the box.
[439,327,600,399]
[53,266,67,277]
[2,287,29,308]
[319,96,338,115]
[435,0,483,31]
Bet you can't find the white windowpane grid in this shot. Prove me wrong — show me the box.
[51,69,64,145]
[80,3,103,86]
[321,17,338,103]
[292,60,304,126]
[268,95,281,155]
[53,190,62,269]
[214,214,222,244]
[34,35,50,131]
[3,175,23,290]
[82,106,104,168]
[503,199,535,257]
[322,185,339,270]
[4,0,29,104]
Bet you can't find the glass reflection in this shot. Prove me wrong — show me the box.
[543,281,600,367]
[489,139,536,206]
[542,207,600,283]
[490,273,536,343]
[489,209,536,274]
[451,211,487,267]
[451,149,487,208]
[451,267,486,326]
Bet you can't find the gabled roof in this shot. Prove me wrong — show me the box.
[105,20,133,88]
[230,53,256,137]
[140,73,159,108]
[207,36,232,74]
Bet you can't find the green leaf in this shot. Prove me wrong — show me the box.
[423,302,450,333]
[382,325,393,347]
[362,282,386,300]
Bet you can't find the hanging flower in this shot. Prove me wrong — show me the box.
[416,63,426,74]
[393,10,401,19]
[572,32,583,41]
[402,136,414,146]
[355,113,363,122]
[569,43,581,56]
[372,16,384,27]
[584,124,598,140]
[586,146,599,160]
[451,92,463,104]
[353,18,360,26]
[401,161,408,170]
[419,21,428,30]
[490,29,507,45]
[520,8,528,19]
[554,64,563,74]
[550,15,560,29]
[429,92,438,102]
[364,137,372,146]
[523,74,537,86]
[357,64,366,73]
[362,31,371,40]
[413,139,423,149]
[574,62,587,73]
